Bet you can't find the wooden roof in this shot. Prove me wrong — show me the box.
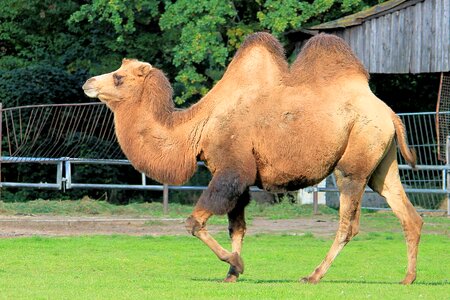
[296,0,450,73]
[309,0,424,30]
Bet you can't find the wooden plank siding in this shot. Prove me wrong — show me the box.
[420,0,431,72]
[443,0,450,71]
[303,0,450,73]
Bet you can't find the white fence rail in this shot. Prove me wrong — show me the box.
[1,103,449,214]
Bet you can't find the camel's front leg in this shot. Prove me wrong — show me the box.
[185,170,251,280]
[225,190,250,282]
[185,207,244,275]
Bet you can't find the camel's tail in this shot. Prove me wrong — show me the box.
[392,112,417,169]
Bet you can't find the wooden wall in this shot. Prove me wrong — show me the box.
[326,0,449,73]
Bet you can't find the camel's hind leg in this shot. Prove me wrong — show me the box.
[301,173,366,284]
[368,143,423,284]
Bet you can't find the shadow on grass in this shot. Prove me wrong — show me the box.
[191,277,297,284]
[192,278,449,286]
[323,279,449,286]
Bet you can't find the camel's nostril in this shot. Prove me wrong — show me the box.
[82,77,95,89]
[82,78,99,98]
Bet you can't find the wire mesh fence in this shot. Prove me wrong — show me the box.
[324,112,448,211]
[436,73,450,161]
[437,72,450,161]
[398,112,446,210]
[0,103,448,212]
[1,103,124,162]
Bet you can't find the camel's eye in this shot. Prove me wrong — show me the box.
[113,73,124,86]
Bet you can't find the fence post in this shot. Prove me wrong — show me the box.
[64,160,72,190]
[313,184,319,215]
[0,103,2,189]
[446,136,450,216]
[163,184,169,215]
[56,161,63,190]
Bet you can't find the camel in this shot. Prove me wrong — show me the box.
[82,32,423,284]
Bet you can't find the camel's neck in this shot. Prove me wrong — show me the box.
[112,71,210,185]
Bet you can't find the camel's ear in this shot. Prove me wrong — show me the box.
[137,63,152,77]
[122,58,131,65]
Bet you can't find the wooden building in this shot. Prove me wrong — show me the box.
[288,0,450,208]
[290,0,450,74]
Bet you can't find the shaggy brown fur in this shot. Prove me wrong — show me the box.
[290,33,369,83]
[83,32,422,284]
[233,32,289,75]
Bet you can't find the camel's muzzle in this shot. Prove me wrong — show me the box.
[82,78,99,98]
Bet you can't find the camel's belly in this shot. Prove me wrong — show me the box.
[253,150,339,193]
[256,173,325,192]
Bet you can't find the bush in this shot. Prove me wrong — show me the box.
[0,63,88,108]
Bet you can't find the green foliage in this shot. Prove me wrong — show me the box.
[256,0,379,38]
[159,0,237,103]
[66,0,166,76]
[0,0,415,108]
[0,1,83,69]
[257,0,333,34]
[65,0,384,105]
[70,0,159,42]
[0,63,87,107]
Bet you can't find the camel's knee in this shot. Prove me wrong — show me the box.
[414,214,424,231]
[350,223,360,239]
[410,214,423,234]
[336,231,351,244]
[228,226,246,239]
[185,216,203,236]
[404,217,423,239]
[396,208,423,236]
[336,225,359,244]
[228,218,246,238]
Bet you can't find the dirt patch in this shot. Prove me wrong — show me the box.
[0,215,339,238]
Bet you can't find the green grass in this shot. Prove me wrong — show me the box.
[0,198,193,217]
[0,199,338,226]
[0,200,448,298]
[0,233,447,299]
[361,212,449,236]
[0,198,337,219]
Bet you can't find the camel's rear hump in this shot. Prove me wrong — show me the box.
[290,33,369,84]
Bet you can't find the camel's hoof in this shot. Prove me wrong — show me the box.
[227,252,244,274]
[400,274,416,285]
[224,274,238,283]
[299,276,319,284]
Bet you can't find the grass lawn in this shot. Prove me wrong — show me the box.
[0,198,337,218]
[0,200,448,298]
[0,233,448,299]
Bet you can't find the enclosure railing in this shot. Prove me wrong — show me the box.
[1,103,449,214]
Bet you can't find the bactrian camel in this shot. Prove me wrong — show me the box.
[83,32,423,284]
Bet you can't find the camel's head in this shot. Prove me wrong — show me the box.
[83,59,152,108]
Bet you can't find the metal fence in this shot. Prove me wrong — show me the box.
[0,103,449,214]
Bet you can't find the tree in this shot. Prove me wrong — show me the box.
[0,1,83,70]
[67,0,381,105]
